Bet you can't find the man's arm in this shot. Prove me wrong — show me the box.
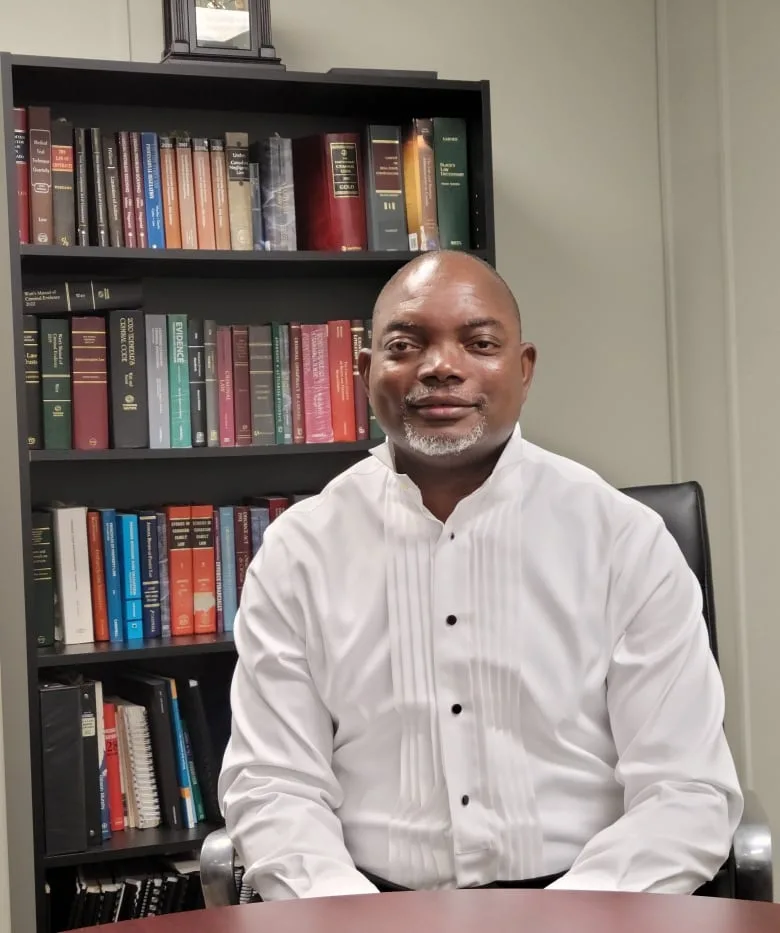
[217,525,379,901]
[548,507,744,894]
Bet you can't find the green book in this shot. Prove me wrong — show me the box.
[364,319,385,440]
[271,322,293,444]
[433,117,470,250]
[167,314,191,448]
[40,318,71,449]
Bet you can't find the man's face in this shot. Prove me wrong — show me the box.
[359,260,536,465]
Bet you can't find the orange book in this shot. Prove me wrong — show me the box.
[175,135,198,249]
[191,503,216,633]
[87,509,109,641]
[327,320,357,441]
[192,138,216,250]
[209,138,231,250]
[159,135,182,249]
[165,505,193,635]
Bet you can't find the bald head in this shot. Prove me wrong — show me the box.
[372,250,522,337]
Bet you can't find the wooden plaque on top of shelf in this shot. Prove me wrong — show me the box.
[162,0,284,68]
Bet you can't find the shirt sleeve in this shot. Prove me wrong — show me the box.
[217,524,380,901]
[547,506,744,894]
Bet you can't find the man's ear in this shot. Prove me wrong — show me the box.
[358,346,372,400]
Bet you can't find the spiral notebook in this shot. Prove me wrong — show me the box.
[112,698,161,830]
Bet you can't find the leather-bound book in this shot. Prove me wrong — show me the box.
[71,316,109,450]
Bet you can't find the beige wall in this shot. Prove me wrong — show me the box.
[4,0,759,925]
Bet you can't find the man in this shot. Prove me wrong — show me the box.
[218,250,743,901]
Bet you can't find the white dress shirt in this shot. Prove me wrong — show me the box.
[218,425,743,901]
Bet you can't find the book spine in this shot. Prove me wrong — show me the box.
[40,318,72,450]
[13,107,29,244]
[225,132,252,249]
[325,133,367,250]
[167,314,191,447]
[23,315,42,449]
[116,513,143,639]
[217,325,235,446]
[433,117,470,250]
[250,162,263,250]
[89,128,109,247]
[271,322,285,444]
[71,316,109,450]
[204,319,219,447]
[218,506,237,632]
[31,512,55,647]
[51,507,93,644]
[403,119,439,251]
[260,136,297,251]
[327,319,356,441]
[192,137,216,249]
[138,511,162,638]
[159,135,182,249]
[99,509,123,643]
[145,314,170,448]
[157,510,171,637]
[165,679,197,828]
[213,509,223,632]
[233,505,252,596]
[249,324,274,445]
[129,132,148,248]
[175,135,198,249]
[87,510,110,642]
[166,506,194,636]
[101,132,124,247]
[231,325,252,445]
[51,118,75,246]
[109,309,149,448]
[350,319,369,440]
[365,124,407,250]
[191,504,216,634]
[280,324,293,443]
[289,322,305,444]
[102,702,125,832]
[187,317,206,447]
[301,323,334,442]
[141,132,165,248]
[74,128,90,246]
[28,106,52,245]
[117,131,137,248]
[209,138,231,250]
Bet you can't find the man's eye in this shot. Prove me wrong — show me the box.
[387,340,412,353]
[472,339,498,351]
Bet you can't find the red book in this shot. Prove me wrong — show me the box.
[28,105,52,246]
[117,132,137,248]
[234,505,252,597]
[289,323,306,444]
[191,504,216,634]
[231,325,251,446]
[350,319,370,440]
[248,496,289,522]
[166,505,193,636]
[102,702,125,832]
[327,320,357,441]
[301,324,333,443]
[71,317,109,450]
[217,325,235,446]
[87,510,110,642]
[13,108,29,245]
[292,133,367,251]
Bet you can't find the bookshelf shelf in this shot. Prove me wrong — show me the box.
[43,824,220,868]
[20,245,490,281]
[37,632,236,668]
[30,440,379,462]
[0,51,495,932]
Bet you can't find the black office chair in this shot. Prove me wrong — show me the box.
[199,481,772,906]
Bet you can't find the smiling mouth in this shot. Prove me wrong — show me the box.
[408,401,480,421]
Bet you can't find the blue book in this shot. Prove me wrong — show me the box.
[138,511,162,638]
[249,505,269,556]
[164,677,197,828]
[98,509,123,643]
[141,132,165,249]
[116,513,143,640]
[218,506,237,632]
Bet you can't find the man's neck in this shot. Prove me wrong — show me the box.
[393,441,508,523]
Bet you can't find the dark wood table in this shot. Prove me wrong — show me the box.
[72,888,780,932]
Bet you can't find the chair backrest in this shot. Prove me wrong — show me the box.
[619,480,719,664]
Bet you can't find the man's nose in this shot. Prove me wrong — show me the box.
[417,343,464,382]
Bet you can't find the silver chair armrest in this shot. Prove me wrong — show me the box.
[200,827,240,908]
[733,788,773,901]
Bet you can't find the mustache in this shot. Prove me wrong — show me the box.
[403,387,487,409]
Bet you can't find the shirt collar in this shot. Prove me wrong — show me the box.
[370,421,524,485]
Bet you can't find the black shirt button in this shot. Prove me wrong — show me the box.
[451,704,462,715]
[450,532,455,540]
[446,615,457,626]
[461,795,470,806]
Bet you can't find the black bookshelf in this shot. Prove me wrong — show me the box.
[0,51,495,933]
